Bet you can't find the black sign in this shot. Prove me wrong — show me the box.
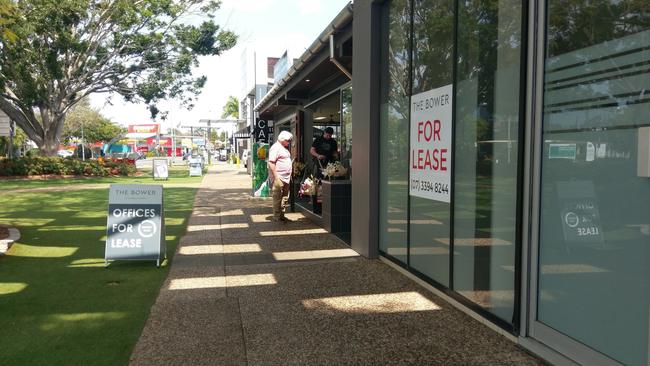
[105,185,166,267]
[254,118,269,143]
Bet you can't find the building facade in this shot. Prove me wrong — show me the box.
[257,1,649,365]
[353,1,650,365]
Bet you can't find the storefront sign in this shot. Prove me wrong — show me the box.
[409,84,453,202]
[557,181,603,243]
[146,137,172,146]
[128,124,160,134]
[181,138,193,148]
[254,118,269,143]
[549,143,576,160]
[193,138,205,146]
[105,184,166,267]
[153,158,168,180]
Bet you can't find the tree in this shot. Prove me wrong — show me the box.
[62,98,125,143]
[221,96,239,119]
[0,0,18,43]
[0,0,237,156]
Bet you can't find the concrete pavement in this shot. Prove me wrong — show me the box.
[129,164,543,365]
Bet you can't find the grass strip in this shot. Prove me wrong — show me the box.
[0,186,197,365]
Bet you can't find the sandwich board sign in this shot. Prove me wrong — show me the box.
[153,158,169,180]
[188,156,203,176]
[105,184,166,267]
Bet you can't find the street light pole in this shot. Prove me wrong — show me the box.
[81,121,85,161]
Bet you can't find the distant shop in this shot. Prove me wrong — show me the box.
[256,5,353,243]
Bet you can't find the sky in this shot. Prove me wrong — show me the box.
[89,0,351,130]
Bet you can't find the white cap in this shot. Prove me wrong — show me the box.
[277,131,293,142]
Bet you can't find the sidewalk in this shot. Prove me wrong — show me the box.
[129,165,543,365]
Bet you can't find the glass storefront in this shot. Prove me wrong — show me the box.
[409,0,455,287]
[379,0,410,264]
[379,0,524,326]
[341,86,352,175]
[454,0,523,324]
[535,1,650,365]
[376,0,649,362]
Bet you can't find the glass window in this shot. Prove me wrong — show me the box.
[379,0,411,263]
[453,0,523,323]
[408,0,455,286]
[341,86,352,176]
[538,2,650,364]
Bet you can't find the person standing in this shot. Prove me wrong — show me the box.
[310,127,338,178]
[268,131,293,222]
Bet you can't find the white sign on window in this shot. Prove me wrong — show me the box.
[409,84,453,202]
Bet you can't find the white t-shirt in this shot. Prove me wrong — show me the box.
[268,142,292,183]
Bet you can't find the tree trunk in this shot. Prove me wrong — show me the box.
[39,113,66,157]
[40,136,59,156]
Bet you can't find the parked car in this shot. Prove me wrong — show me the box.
[57,150,74,158]
[218,153,228,162]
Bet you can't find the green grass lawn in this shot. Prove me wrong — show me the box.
[0,185,197,365]
[0,166,204,190]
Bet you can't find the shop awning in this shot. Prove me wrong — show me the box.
[233,126,251,139]
[124,132,157,139]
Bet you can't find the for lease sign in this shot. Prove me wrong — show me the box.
[409,84,453,202]
[105,184,165,266]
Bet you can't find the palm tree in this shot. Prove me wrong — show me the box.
[221,96,239,119]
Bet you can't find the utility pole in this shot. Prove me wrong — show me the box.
[81,121,86,161]
[8,120,14,158]
[207,120,212,165]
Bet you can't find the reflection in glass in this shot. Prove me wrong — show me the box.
[453,0,523,323]
[341,86,352,176]
[379,0,410,263]
[539,1,650,364]
[408,0,455,286]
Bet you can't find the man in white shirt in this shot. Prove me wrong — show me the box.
[267,130,293,222]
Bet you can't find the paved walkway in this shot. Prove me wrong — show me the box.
[129,165,543,365]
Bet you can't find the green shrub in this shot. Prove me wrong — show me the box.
[0,157,135,177]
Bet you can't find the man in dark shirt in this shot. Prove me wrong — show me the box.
[310,127,338,178]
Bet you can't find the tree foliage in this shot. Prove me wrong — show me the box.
[221,95,239,119]
[0,0,237,155]
[62,98,125,143]
[0,0,18,42]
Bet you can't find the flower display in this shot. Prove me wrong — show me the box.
[322,161,348,179]
[293,161,306,178]
[299,176,318,196]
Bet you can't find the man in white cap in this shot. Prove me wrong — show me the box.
[268,130,293,221]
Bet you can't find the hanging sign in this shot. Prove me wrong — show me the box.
[409,84,453,202]
[254,118,269,143]
[105,184,166,267]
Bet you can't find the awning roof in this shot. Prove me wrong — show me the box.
[234,126,251,139]
[124,132,156,139]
